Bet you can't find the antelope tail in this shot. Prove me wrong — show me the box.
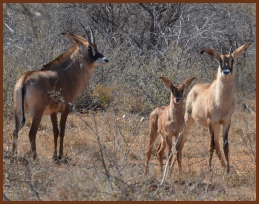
[20,83,26,129]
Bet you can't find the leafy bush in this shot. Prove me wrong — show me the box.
[91,84,115,110]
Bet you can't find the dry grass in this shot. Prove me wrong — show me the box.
[3,102,256,201]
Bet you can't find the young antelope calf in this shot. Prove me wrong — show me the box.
[175,42,251,173]
[145,76,196,175]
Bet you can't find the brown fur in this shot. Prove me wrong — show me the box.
[175,42,251,173]
[12,32,109,161]
[145,76,196,175]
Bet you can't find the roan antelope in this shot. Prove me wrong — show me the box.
[145,76,196,175]
[174,42,251,173]
[13,26,109,161]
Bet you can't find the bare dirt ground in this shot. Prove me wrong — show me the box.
[3,100,256,201]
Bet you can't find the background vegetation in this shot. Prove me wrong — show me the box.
[3,3,256,201]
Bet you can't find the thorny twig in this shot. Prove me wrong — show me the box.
[71,106,113,190]
[152,135,180,198]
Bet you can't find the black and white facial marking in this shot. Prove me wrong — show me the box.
[87,44,109,66]
[88,45,96,57]
[172,86,183,104]
[219,55,234,76]
[220,45,234,76]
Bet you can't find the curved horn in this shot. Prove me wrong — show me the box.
[88,25,95,44]
[79,22,93,43]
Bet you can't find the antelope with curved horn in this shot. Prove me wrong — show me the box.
[145,76,196,175]
[174,42,251,173]
[12,25,109,161]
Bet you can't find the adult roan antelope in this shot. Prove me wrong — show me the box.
[174,42,251,173]
[145,76,196,175]
[12,26,109,161]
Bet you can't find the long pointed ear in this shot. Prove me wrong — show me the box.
[71,34,89,46]
[200,48,221,62]
[160,76,173,90]
[182,77,196,90]
[72,35,89,47]
[61,33,89,46]
[231,42,251,60]
[62,33,89,54]
[61,33,77,45]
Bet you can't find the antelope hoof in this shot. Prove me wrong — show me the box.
[58,156,71,164]
[52,155,63,164]
[227,166,230,174]
[52,154,58,161]
[33,155,38,161]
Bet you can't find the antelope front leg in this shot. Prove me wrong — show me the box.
[59,109,69,160]
[223,121,231,173]
[212,123,226,169]
[157,138,167,174]
[170,133,184,177]
[51,112,59,160]
[175,136,183,172]
[175,117,194,172]
[209,123,215,170]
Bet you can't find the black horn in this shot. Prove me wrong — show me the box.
[221,47,224,55]
[229,46,232,55]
